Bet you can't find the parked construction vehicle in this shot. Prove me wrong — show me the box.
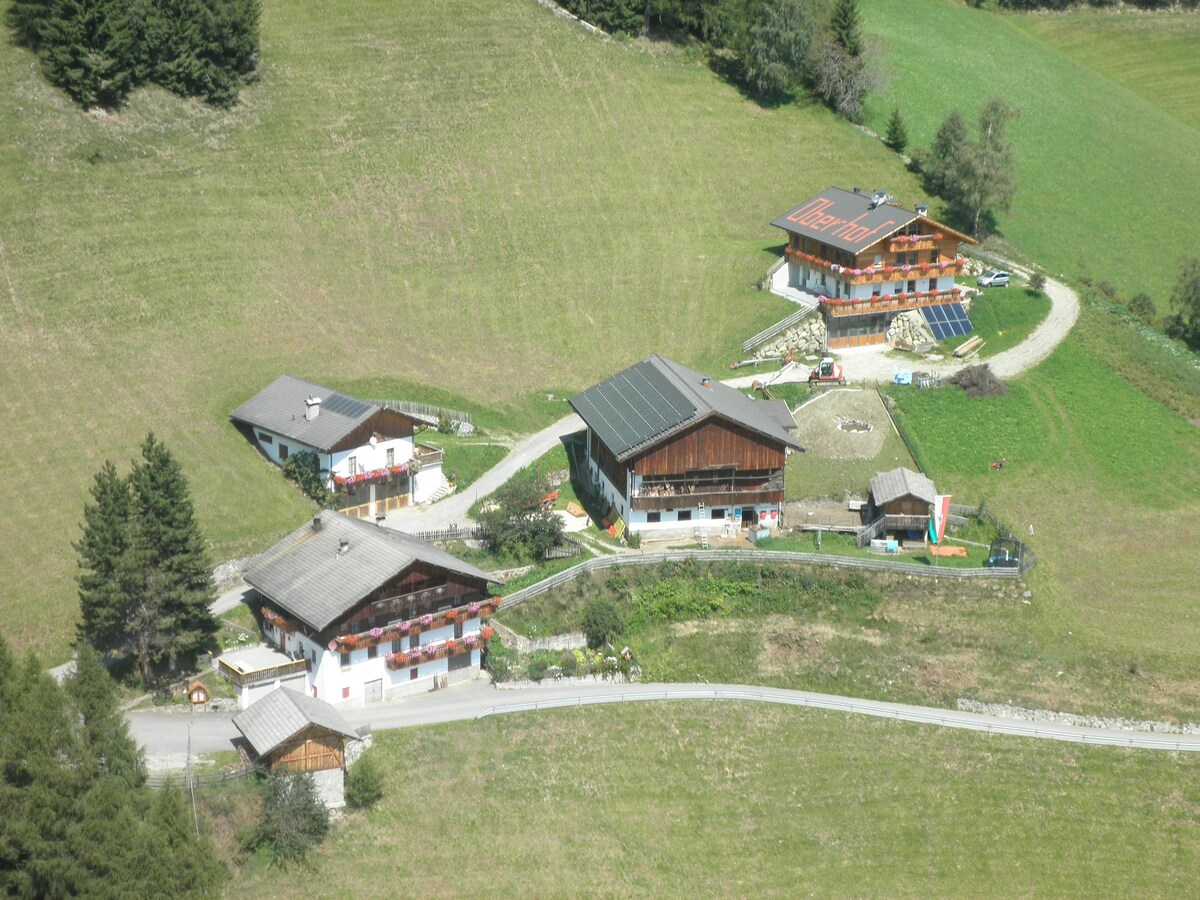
[808,358,847,385]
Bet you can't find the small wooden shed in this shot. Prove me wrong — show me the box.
[232,687,360,773]
[869,467,936,518]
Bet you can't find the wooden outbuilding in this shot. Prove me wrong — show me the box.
[867,467,936,543]
[232,687,360,774]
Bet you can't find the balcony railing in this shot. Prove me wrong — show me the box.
[414,445,444,466]
[336,597,502,652]
[634,474,784,499]
[787,248,964,284]
[822,290,964,318]
[383,627,494,671]
[218,657,309,688]
[632,489,783,512]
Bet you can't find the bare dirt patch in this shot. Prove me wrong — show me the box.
[757,616,887,677]
[791,389,893,460]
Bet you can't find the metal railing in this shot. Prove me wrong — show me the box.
[498,547,1024,611]
[743,307,815,353]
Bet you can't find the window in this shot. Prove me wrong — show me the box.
[279,444,289,461]
[410,668,418,681]
[391,638,402,654]
[646,512,661,524]
[347,455,357,475]
[386,447,394,467]
[872,286,881,297]
[907,280,917,293]
[711,508,726,520]
[340,650,350,669]
[257,432,273,444]
[309,649,315,665]
[408,634,419,651]
[874,254,883,266]
[367,644,377,660]
[678,510,692,522]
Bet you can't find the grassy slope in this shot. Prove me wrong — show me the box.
[862,0,1200,307]
[1018,11,1200,132]
[0,0,911,660]
[234,703,1200,896]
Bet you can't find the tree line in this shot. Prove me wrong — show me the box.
[0,640,225,896]
[557,0,875,120]
[5,0,260,108]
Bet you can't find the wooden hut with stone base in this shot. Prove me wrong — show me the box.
[232,687,363,808]
[867,466,936,544]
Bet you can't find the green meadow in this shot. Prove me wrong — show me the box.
[232,703,1200,896]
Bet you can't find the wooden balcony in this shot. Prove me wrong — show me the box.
[631,474,784,512]
[218,656,309,688]
[632,490,783,511]
[414,445,444,466]
[823,292,962,318]
[888,234,939,252]
[383,631,490,671]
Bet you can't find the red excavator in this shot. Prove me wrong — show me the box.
[807,358,847,386]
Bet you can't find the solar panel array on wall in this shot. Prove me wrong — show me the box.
[921,302,974,341]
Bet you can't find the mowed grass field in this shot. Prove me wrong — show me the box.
[0,0,912,660]
[862,0,1200,307]
[1019,11,1200,132]
[234,703,1200,896]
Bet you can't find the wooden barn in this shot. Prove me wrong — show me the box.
[867,467,936,543]
[570,355,803,539]
[233,687,360,774]
[772,187,977,350]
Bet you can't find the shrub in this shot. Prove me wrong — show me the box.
[526,658,547,681]
[560,650,578,677]
[1028,270,1046,293]
[1127,293,1156,323]
[345,752,384,810]
[582,597,624,650]
[248,772,330,864]
[282,450,329,505]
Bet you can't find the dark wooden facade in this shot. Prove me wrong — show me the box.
[329,562,490,640]
[329,409,415,454]
[268,725,346,773]
[632,417,785,477]
[878,496,930,518]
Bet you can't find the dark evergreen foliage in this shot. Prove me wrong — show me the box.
[0,637,224,896]
[282,448,330,506]
[249,771,330,864]
[345,752,385,810]
[5,0,260,108]
[884,103,908,153]
[582,597,625,649]
[75,434,218,686]
[829,0,861,57]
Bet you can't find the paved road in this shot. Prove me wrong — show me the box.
[381,411,584,534]
[128,678,1200,769]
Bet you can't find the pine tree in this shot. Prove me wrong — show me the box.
[885,104,908,153]
[36,0,138,107]
[926,108,968,198]
[76,459,134,653]
[126,433,218,685]
[830,0,863,57]
[746,0,814,99]
[63,643,146,788]
[5,0,54,47]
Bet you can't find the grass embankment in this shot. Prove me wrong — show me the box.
[0,0,911,660]
[943,286,1052,358]
[863,0,1200,306]
[502,557,1193,718]
[233,703,1200,896]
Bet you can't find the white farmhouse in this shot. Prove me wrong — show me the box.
[230,375,446,518]
[240,511,501,708]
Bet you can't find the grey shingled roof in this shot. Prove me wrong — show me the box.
[245,511,498,631]
[233,687,359,758]
[569,355,802,462]
[772,187,920,255]
[869,467,937,507]
[230,375,383,452]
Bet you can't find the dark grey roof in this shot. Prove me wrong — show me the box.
[569,355,802,462]
[772,187,920,254]
[232,687,359,758]
[245,511,498,631]
[230,375,384,452]
[870,467,936,506]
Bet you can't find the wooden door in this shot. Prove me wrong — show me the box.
[364,678,382,704]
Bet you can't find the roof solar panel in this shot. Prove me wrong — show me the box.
[323,393,374,419]
[921,302,974,342]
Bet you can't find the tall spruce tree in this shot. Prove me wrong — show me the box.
[76,459,134,653]
[829,0,862,57]
[125,433,218,684]
[746,0,814,98]
[926,108,968,198]
[63,643,146,787]
[5,0,54,47]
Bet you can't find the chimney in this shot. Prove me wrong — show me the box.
[312,515,322,532]
[304,395,321,421]
[701,376,712,390]
[916,203,929,216]
[338,538,349,555]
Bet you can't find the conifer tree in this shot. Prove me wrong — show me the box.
[885,104,908,153]
[63,643,146,787]
[36,0,137,107]
[76,459,134,652]
[926,108,968,197]
[125,433,218,684]
[5,0,54,47]
[830,0,862,57]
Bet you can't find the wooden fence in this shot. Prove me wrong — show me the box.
[413,524,485,543]
[368,399,474,427]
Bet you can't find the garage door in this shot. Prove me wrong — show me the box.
[364,679,382,704]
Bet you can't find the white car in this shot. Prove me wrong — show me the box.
[977,269,1010,288]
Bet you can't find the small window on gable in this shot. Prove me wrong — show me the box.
[386,447,395,467]
[348,455,357,475]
